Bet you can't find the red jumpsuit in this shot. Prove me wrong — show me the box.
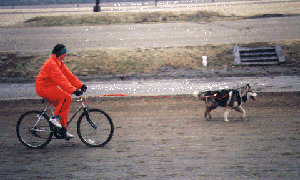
[35,54,83,129]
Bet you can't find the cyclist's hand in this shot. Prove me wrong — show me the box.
[73,89,83,96]
[81,84,87,92]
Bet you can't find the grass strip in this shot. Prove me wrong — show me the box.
[18,11,299,27]
[0,39,299,80]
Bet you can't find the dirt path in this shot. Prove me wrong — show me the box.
[0,92,300,179]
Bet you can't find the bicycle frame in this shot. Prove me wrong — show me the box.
[66,97,88,127]
[39,97,89,129]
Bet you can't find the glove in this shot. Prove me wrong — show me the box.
[81,84,87,92]
[73,89,83,96]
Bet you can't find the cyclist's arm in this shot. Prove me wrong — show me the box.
[60,63,83,90]
[51,62,77,94]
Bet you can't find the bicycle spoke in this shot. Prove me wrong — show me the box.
[16,111,52,149]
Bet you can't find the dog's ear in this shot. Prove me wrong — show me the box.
[246,84,251,90]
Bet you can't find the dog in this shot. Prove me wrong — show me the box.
[193,84,257,122]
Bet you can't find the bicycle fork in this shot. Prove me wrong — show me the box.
[83,108,97,130]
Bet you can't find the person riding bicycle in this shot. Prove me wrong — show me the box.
[35,44,87,138]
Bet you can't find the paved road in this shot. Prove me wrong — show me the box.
[1,76,300,100]
[1,16,299,53]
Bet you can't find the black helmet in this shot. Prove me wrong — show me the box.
[52,44,67,57]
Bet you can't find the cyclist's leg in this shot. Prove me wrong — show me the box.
[55,92,71,129]
[36,86,72,129]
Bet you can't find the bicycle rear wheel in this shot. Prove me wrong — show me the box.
[16,111,53,149]
[77,109,114,147]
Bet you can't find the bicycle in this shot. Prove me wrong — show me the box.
[16,93,114,149]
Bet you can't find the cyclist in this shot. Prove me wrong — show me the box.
[35,44,87,138]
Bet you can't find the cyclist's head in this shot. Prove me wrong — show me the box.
[52,44,67,58]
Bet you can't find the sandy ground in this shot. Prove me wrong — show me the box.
[1,92,300,179]
[0,0,299,26]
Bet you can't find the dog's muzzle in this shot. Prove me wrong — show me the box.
[249,91,257,100]
[247,90,257,101]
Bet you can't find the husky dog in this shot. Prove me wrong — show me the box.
[193,84,257,122]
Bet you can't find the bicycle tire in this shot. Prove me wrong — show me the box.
[77,109,114,147]
[16,111,53,149]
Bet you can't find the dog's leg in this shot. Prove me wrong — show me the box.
[204,106,212,120]
[208,111,212,119]
[204,99,213,120]
[224,107,231,122]
[235,106,246,121]
[204,107,208,119]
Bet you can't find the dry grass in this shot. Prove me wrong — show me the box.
[1,39,299,79]
[19,11,229,27]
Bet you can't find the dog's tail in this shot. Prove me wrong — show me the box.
[193,91,200,98]
[193,91,207,101]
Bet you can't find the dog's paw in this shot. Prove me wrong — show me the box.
[241,116,248,121]
[205,116,211,121]
[224,119,229,122]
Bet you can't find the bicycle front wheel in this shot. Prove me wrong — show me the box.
[77,109,114,147]
[16,111,53,149]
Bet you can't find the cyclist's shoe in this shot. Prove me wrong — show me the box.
[49,116,62,128]
[87,139,96,144]
[66,132,75,138]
